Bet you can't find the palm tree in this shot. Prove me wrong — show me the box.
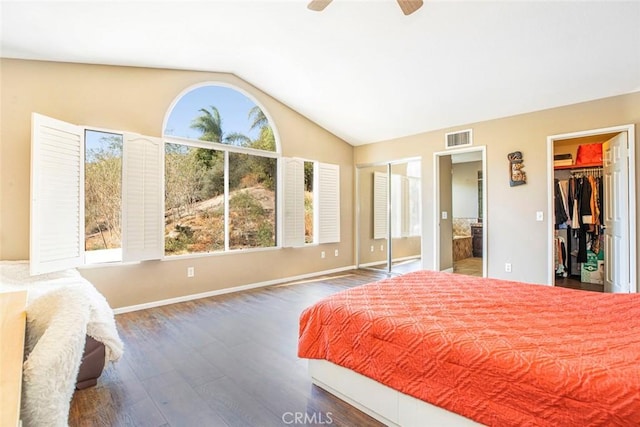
[188,106,250,198]
[190,106,250,146]
[247,106,275,153]
[248,106,268,132]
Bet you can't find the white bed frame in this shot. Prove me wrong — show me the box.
[309,359,483,427]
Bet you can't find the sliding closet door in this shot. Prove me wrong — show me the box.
[357,160,422,274]
[390,161,422,273]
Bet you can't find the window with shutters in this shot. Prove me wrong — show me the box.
[30,114,163,274]
[163,84,278,255]
[282,158,339,247]
[30,84,341,274]
[84,130,123,264]
[304,161,314,243]
[30,114,85,274]
[316,162,340,244]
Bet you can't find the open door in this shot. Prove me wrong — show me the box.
[603,132,630,293]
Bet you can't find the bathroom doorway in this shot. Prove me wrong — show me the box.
[434,146,486,277]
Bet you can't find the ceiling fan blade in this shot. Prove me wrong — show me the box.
[397,0,423,15]
[308,0,333,12]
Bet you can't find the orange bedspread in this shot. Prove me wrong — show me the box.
[298,270,640,426]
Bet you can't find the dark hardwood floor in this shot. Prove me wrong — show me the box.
[69,266,604,427]
[69,269,389,427]
[554,275,604,292]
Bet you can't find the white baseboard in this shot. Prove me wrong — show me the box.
[113,265,356,314]
[358,255,421,270]
[358,261,388,269]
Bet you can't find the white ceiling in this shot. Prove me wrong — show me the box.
[1,0,639,146]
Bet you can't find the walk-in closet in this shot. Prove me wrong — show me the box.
[551,126,638,293]
[553,136,608,291]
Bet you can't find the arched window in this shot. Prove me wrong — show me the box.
[29,83,339,273]
[163,84,279,256]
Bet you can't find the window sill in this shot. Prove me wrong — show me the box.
[85,248,122,265]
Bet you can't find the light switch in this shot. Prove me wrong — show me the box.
[536,211,544,221]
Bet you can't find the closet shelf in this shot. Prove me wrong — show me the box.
[554,162,603,170]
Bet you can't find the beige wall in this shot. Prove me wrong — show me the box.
[2,58,638,307]
[0,59,354,308]
[355,92,640,285]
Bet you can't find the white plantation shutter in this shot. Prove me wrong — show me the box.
[316,162,340,244]
[282,158,305,247]
[373,172,388,239]
[30,113,84,275]
[122,134,164,262]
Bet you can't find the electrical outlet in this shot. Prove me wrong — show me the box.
[334,249,339,257]
[321,251,326,259]
[380,244,384,251]
[505,263,512,273]
[370,245,374,252]
[187,267,195,277]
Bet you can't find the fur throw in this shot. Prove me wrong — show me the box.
[22,288,91,427]
[0,261,123,427]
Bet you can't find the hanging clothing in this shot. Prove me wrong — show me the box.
[590,175,602,254]
[572,177,582,229]
[559,180,570,227]
[555,236,567,277]
[553,169,604,266]
[589,175,600,227]
[598,176,604,225]
[554,179,568,225]
[580,177,593,227]
[577,228,588,263]
[567,178,576,228]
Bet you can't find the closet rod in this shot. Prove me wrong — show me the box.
[569,167,602,176]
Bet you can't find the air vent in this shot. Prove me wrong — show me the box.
[445,129,473,149]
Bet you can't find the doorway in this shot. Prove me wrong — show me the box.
[547,125,637,293]
[356,158,422,274]
[434,146,487,277]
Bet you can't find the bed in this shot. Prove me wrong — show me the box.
[0,261,123,427]
[298,270,640,426]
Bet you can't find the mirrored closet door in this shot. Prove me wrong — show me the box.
[356,159,422,274]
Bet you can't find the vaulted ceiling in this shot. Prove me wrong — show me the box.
[1,0,639,146]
